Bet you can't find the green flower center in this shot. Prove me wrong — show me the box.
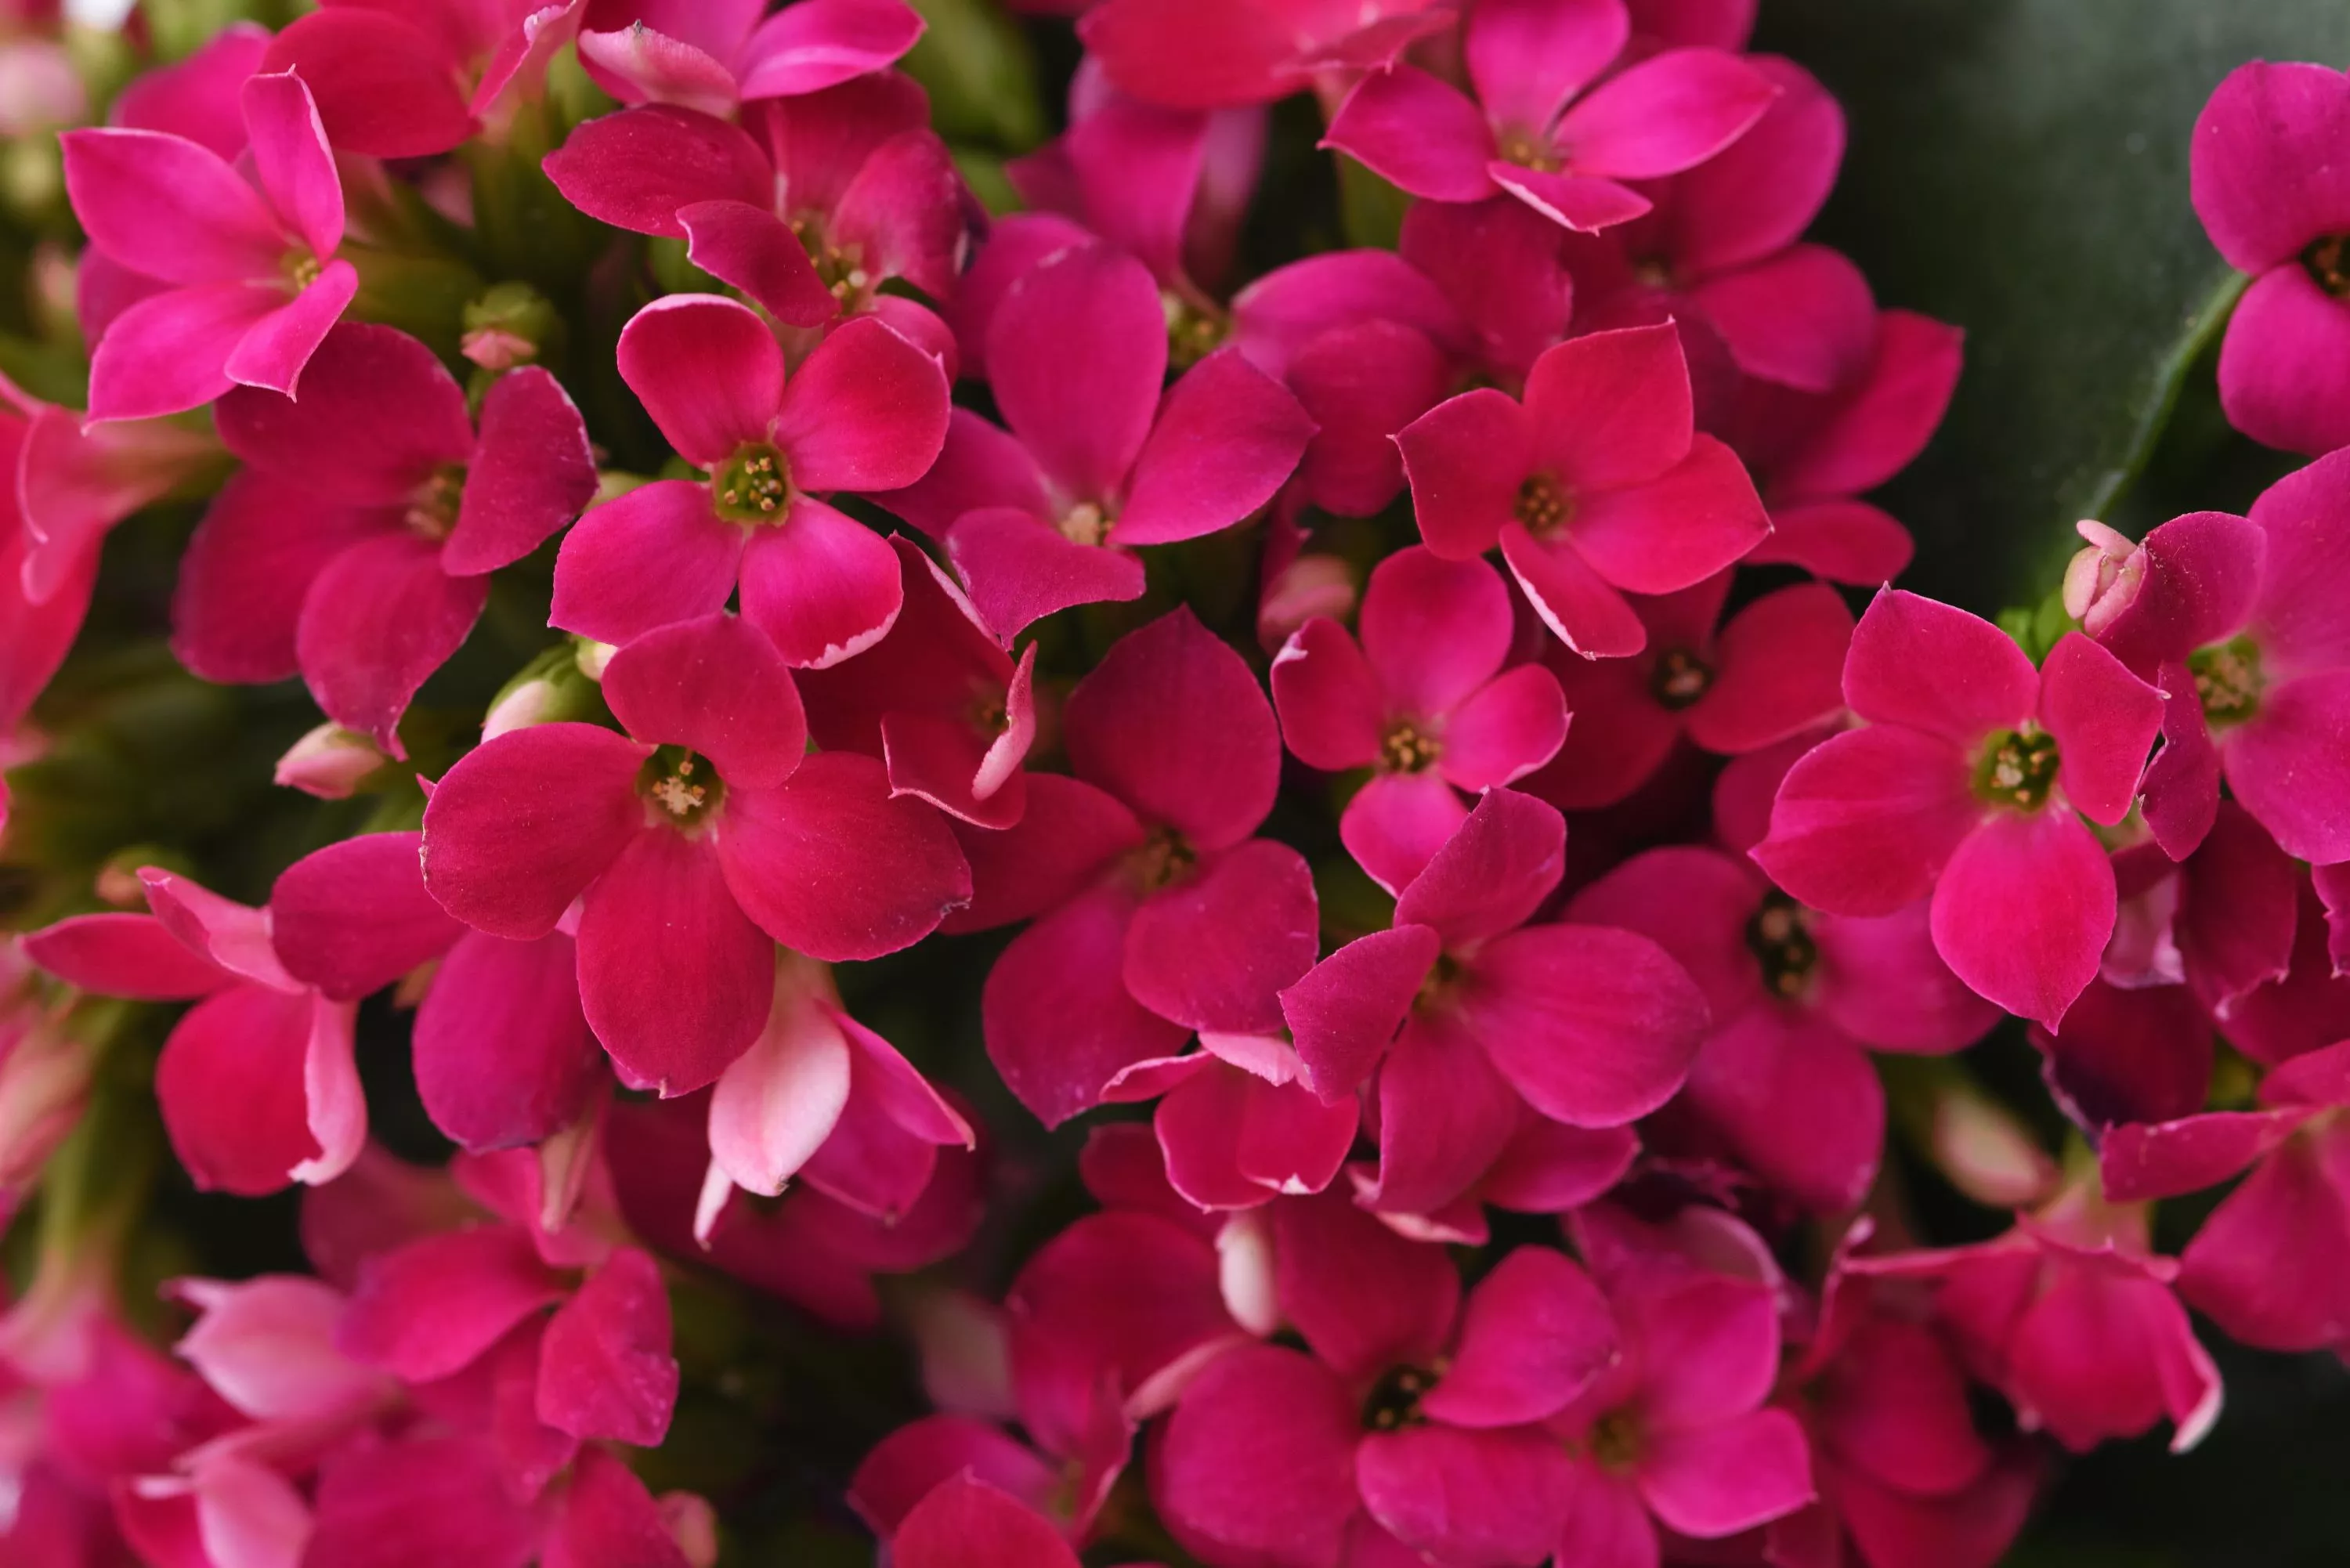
[1745,890,1819,999]
[1515,472,1571,535]
[1649,647,1713,710]
[1585,1411,1643,1472]
[1380,721,1443,774]
[1972,727,2061,811]
[711,442,790,524]
[2188,634,2264,727]
[1361,1364,1439,1432]
[1163,290,1229,370]
[1496,128,1561,173]
[639,746,724,827]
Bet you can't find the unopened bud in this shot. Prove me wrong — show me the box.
[274,724,385,799]
[1217,1208,1280,1337]
[658,1493,720,1568]
[461,281,562,371]
[2062,519,2146,637]
[1932,1085,2059,1209]
[1259,553,1358,653]
[574,638,619,683]
[0,1024,88,1194]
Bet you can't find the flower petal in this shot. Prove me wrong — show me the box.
[420,722,649,941]
[549,479,745,647]
[414,930,600,1151]
[445,367,601,575]
[1929,809,2115,1031]
[601,612,808,788]
[616,294,785,468]
[1462,923,1708,1127]
[296,530,488,753]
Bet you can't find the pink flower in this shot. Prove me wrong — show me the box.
[419,612,971,1094]
[543,73,971,329]
[60,71,356,422]
[794,533,1039,829]
[2102,1037,2350,1357]
[263,0,581,157]
[2088,471,2350,865]
[1077,0,1454,110]
[1848,1172,2222,1455]
[1399,195,1577,390]
[1272,545,1569,892]
[22,869,363,1196]
[1280,789,1708,1219]
[1524,570,1853,811]
[2189,60,2350,453]
[1325,0,1777,233]
[1753,589,2165,1029]
[1153,1193,1619,1568]
[882,241,1314,641]
[174,323,598,753]
[550,294,949,662]
[956,609,1321,1125]
[576,0,924,118]
[1397,323,1770,659]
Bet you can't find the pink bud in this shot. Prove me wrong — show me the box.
[2061,519,2146,635]
[274,724,383,799]
[1932,1086,2059,1209]
[0,1021,86,1195]
[1256,552,1357,652]
[481,677,556,740]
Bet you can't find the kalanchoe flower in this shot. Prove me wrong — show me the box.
[1754,589,2165,1029]
[1525,570,1854,811]
[1077,0,1454,110]
[795,533,1039,829]
[420,612,971,1095]
[551,294,949,663]
[1397,322,1771,659]
[543,74,971,329]
[2102,1038,2350,1357]
[60,71,356,421]
[1272,545,1570,892]
[880,243,1314,641]
[2189,60,2350,453]
[576,0,925,117]
[23,869,362,1196]
[1325,0,1778,233]
[2087,473,2350,865]
[1399,194,1578,392]
[1279,789,1708,1219]
[175,323,598,753]
[263,0,584,157]
[1849,1169,2222,1455]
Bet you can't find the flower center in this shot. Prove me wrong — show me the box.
[1380,720,1442,773]
[1361,1363,1439,1432]
[1058,500,1110,547]
[1162,290,1229,370]
[1744,890,1819,999]
[638,745,724,828]
[711,442,790,525]
[793,215,874,307]
[283,247,323,290]
[404,465,465,540]
[1972,727,2060,811]
[1415,951,1464,1011]
[1495,128,1560,173]
[1128,826,1198,892]
[1632,255,1676,290]
[2187,634,2264,727]
[1515,472,1571,535]
[1648,647,1712,710]
[2305,234,2350,298]
[1585,1411,1643,1472]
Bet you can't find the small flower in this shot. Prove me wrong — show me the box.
[576,0,925,119]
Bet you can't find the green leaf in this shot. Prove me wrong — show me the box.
[1753,0,2350,607]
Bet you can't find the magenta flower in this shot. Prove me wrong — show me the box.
[173,323,598,753]
[1400,194,1578,390]
[2190,61,2350,453]
[420,612,971,1095]
[797,533,1039,829]
[23,870,362,1197]
[1569,845,1996,1210]
[1525,570,1853,811]
[1272,546,1569,892]
[1279,789,1708,1219]
[1077,0,1453,110]
[544,74,970,329]
[2088,471,2350,865]
[60,71,356,422]
[263,0,580,157]
[551,295,949,663]
[1849,1173,2222,1455]
[1397,322,1770,658]
[1325,0,1777,233]
[576,0,924,117]
[880,243,1313,641]
[1754,589,2165,1029]
[2102,1038,2350,1358]
[1154,1194,1618,1568]
[855,1401,1129,1555]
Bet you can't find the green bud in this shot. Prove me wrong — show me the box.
[462,281,567,374]
[345,245,488,364]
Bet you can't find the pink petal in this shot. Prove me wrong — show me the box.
[874,408,1051,539]
[240,72,344,260]
[893,1478,1079,1568]
[139,869,295,988]
[154,985,333,1194]
[848,1415,1059,1538]
[540,105,772,236]
[1480,1118,1640,1212]
[338,1227,566,1381]
[1524,324,1694,493]
[1564,435,1769,595]
[444,367,600,574]
[576,23,743,117]
[714,750,972,961]
[541,1448,694,1568]
[1811,901,2000,1053]
[1564,844,1765,1022]
[297,529,488,752]
[2037,630,2163,826]
[2190,60,2350,273]
[772,315,950,492]
[1683,581,1852,754]
[1367,1006,1525,1216]
[942,772,1142,934]
[2179,1133,2350,1351]
[303,1436,538,1568]
[1271,616,1385,771]
[1323,65,1499,203]
[215,323,472,503]
[1397,387,1535,561]
[1157,1063,1354,1209]
[1766,310,1964,502]
[60,127,281,284]
[1637,1407,1813,1537]
[1281,924,1444,1100]
[1525,634,1681,809]
[262,11,475,159]
[674,197,840,327]
[602,612,808,788]
[1113,349,1316,546]
[1273,1188,1460,1381]
[1359,545,1517,717]
[1343,770,1476,895]
[1154,1346,1361,1568]
[22,912,230,999]
[1693,243,1875,395]
[1422,1245,1616,1429]
[1501,523,1651,658]
[1465,0,1629,132]
[112,22,273,155]
[419,721,650,941]
[1461,923,1708,1126]
[536,1248,677,1447]
[945,505,1148,640]
[1751,725,1980,916]
[733,0,926,100]
[220,262,360,397]
[706,973,851,1196]
[1668,56,1842,273]
[616,293,784,467]
[1394,786,1568,946]
[1125,839,1320,1034]
[983,884,1187,1125]
[1929,809,2115,1030]
[169,481,391,685]
[1231,248,1466,381]
[1682,1004,1884,1212]
[1554,47,1778,179]
[1286,319,1454,517]
[736,500,903,668]
[831,125,971,302]
[2101,1109,2305,1205]
[84,283,280,422]
[1441,663,1571,789]
[550,479,745,646]
[414,930,600,1151]
[1745,497,1914,583]
[1490,164,1654,232]
[174,1274,389,1423]
[1624,1270,1781,1427]
[2226,671,2350,865]
[269,831,461,1000]
[1553,1465,1660,1568]
[987,240,1166,504]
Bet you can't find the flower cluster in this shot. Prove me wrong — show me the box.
[0,3,2345,1566]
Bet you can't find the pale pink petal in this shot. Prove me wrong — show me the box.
[707,974,852,1196]
[577,23,742,117]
